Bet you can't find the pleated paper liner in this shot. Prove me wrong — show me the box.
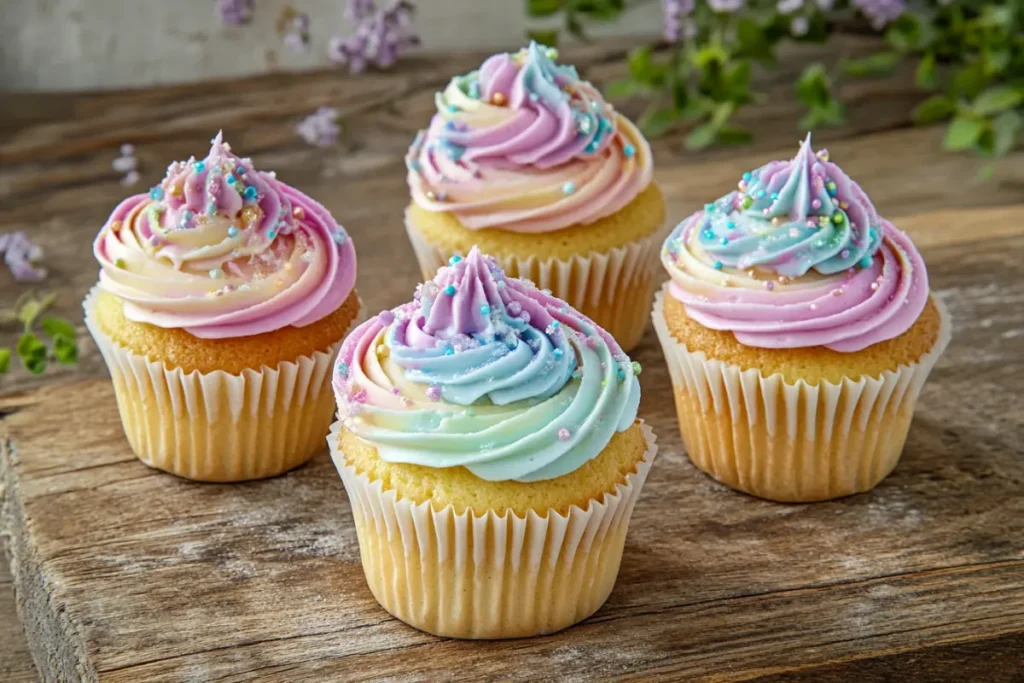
[652,286,952,502]
[405,215,667,352]
[84,287,351,482]
[328,421,658,639]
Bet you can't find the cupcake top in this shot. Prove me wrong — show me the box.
[405,42,653,234]
[334,247,641,482]
[662,134,929,352]
[94,132,357,339]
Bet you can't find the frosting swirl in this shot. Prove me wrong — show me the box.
[94,132,356,338]
[335,247,640,482]
[406,42,653,233]
[663,135,929,352]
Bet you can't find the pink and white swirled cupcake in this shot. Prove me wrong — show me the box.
[653,135,950,502]
[404,42,665,351]
[85,132,360,481]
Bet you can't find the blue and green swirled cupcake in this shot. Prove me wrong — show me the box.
[329,246,657,639]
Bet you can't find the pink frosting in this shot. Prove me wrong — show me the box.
[406,42,652,233]
[94,132,357,339]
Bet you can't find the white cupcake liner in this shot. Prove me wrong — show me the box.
[84,286,353,482]
[405,213,667,351]
[652,286,951,501]
[329,421,658,639]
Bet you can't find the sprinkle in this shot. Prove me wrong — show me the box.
[378,310,395,325]
[562,181,576,195]
[292,206,305,220]
[209,267,224,279]
[480,305,491,315]
[193,161,206,172]
[426,385,442,401]
[558,428,571,441]
[332,230,347,244]
[840,249,850,259]
[742,172,752,182]
[226,174,237,185]
[449,254,463,266]
[425,191,437,201]
[491,92,506,106]
[810,303,818,311]
[811,199,821,210]
[832,212,844,225]
[789,228,802,238]
[149,186,165,200]
[447,103,459,113]
[623,143,636,158]
[755,189,766,199]
[778,275,789,284]
[236,165,247,176]
[553,348,564,359]
[227,226,240,238]
[276,279,284,287]
[584,336,600,350]
[860,255,873,268]
[631,361,642,376]
[444,346,455,355]
[840,201,849,209]
[870,282,880,291]
[443,284,457,296]
[770,192,779,200]
[243,186,258,200]
[149,235,160,247]
[268,230,277,240]
[336,361,349,376]
[704,203,716,213]
[713,261,723,270]
[831,288,843,296]
[115,258,127,269]
[741,197,753,209]
[826,181,837,196]
[765,281,775,291]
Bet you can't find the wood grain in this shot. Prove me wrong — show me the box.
[2,39,1024,682]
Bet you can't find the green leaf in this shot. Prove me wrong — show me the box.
[640,108,681,138]
[843,52,902,78]
[716,126,753,145]
[0,349,10,374]
[972,86,1024,117]
[943,117,984,151]
[735,18,774,62]
[975,164,995,183]
[915,53,937,89]
[950,63,990,100]
[41,317,77,341]
[912,95,956,124]
[603,78,646,99]
[795,64,832,108]
[627,46,659,84]
[685,123,718,151]
[692,43,729,70]
[17,299,42,330]
[992,110,1022,157]
[710,102,735,129]
[53,334,79,366]
[527,0,562,18]
[725,60,752,101]
[982,48,1011,77]
[572,0,624,20]
[16,333,47,375]
[526,29,559,47]
[799,100,845,130]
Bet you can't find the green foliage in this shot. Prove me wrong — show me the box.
[523,0,1022,163]
[0,294,79,376]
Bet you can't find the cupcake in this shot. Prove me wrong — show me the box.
[329,246,657,639]
[404,42,665,351]
[85,132,360,482]
[653,134,950,503]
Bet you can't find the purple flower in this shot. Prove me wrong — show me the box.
[852,0,905,29]
[707,0,745,12]
[662,0,695,42]
[296,106,341,148]
[330,0,419,73]
[0,232,46,282]
[216,0,254,25]
[113,144,139,186]
[283,12,311,53]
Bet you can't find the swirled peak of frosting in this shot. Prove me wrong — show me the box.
[335,246,641,482]
[406,42,653,233]
[94,132,356,338]
[663,134,929,352]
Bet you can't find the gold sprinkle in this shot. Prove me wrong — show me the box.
[292,206,305,220]
[491,92,507,106]
[284,262,293,272]
[425,191,437,201]
[376,345,389,359]
[778,276,789,284]
[169,183,184,197]
[839,201,849,209]
[110,220,123,232]
[241,205,263,224]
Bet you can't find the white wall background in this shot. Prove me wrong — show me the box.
[0,0,661,91]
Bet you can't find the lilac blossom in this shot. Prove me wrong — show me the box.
[852,0,905,29]
[0,232,46,282]
[112,144,139,187]
[217,0,254,25]
[284,13,311,53]
[662,0,695,42]
[296,106,341,147]
[330,0,419,72]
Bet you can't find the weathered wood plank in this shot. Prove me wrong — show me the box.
[2,220,1023,681]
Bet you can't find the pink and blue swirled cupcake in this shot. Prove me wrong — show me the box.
[404,42,665,351]
[85,132,360,481]
[328,247,657,638]
[653,135,950,502]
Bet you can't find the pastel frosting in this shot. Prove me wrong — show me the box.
[334,247,641,482]
[406,42,653,234]
[94,132,356,339]
[663,135,929,352]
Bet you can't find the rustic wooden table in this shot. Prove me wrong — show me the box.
[2,40,1023,682]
